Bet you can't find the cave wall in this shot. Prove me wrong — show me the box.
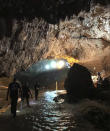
[0,0,110,76]
[0,18,49,76]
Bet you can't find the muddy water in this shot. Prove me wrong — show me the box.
[0,89,77,131]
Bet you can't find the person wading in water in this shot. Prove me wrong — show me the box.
[6,78,22,118]
[22,83,33,107]
[34,81,40,100]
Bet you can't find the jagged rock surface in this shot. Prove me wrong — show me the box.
[0,0,110,76]
[0,19,49,76]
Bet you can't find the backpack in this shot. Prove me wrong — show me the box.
[10,82,19,97]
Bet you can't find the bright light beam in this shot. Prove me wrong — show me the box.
[50,61,57,68]
[57,60,65,69]
[45,64,50,70]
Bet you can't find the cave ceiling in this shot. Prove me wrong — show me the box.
[0,0,110,23]
[0,0,110,76]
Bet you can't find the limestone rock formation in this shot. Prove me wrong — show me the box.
[0,0,110,76]
[0,18,49,76]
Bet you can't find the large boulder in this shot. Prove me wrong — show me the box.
[64,63,94,101]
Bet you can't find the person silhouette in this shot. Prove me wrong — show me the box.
[22,83,33,107]
[34,82,40,100]
[97,72,103,88]
[6,78,22,118]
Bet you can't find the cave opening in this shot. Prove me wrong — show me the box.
[15,56,79,88]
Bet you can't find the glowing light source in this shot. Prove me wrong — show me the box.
[55,55,79,66]
[57,60,65,69]
[65,62,70,68]
[50,61,57,68]
[45,64,50,70]
[45,60,65,70]
[16,110,20,113]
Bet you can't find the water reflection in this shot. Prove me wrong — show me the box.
[44,91,57,103]
[0,90,76,131]
[25,90,76,131]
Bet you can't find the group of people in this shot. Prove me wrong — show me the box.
[6,78,40,118]
[96,72,110,89]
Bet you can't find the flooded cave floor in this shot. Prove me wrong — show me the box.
[0,88,110,131]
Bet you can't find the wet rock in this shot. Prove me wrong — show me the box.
[64,66,110,102]
[64,63,94,102]
[91,75,110,103]
[83,106,110,130]
[53,94,65,102]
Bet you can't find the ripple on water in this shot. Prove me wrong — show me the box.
[24,90,76,131]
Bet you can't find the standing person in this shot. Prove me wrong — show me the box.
[6,78,22,118]
[22,83,33,107]
[34,81,40,100]
[102,77,110,89]
[97,72,103,88]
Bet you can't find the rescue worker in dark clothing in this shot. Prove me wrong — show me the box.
[6,78,22,118]
[97,72,103,88]
[34,82,40,100]
[22,83,32,107]
[102,77,110,89]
